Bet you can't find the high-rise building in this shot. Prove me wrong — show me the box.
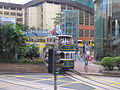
[94,0,120,60]
[0,2,24,24]
[24,0,94,42]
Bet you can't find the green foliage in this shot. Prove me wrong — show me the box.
[101,57,116,70]
[113,57,120,70]
[52,13,62,25]
[25,45,39,59]
[28,57,44,64]
[0,24,26,61]
[18,45,40,60]
[16,23,29,31]
[30,26,36,30]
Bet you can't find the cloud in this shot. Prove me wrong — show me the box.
[0,0,31,4]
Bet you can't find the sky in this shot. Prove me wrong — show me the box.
[0,0,31,4]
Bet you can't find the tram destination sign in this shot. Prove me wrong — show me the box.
[59,45,75,51]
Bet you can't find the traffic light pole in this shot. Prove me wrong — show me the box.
[53,48,57,90]
[54,72,57,90]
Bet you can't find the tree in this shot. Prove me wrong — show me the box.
[25,45,39,59]
[52,13,62,25]
[0,24,26,61]
[16,23,29,31]
[30,26,36,30]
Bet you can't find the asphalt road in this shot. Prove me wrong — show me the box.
[0,73,94,90]
[0,72,120,90]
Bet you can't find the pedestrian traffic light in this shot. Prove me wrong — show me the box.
[53,48,63,74]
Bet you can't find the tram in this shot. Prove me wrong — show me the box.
[56,35,75,70]
[43,35,75,70]
[26,36,46,56]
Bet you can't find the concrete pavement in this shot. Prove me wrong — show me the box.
[74,60,104,75]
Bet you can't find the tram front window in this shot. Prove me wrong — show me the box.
[66,53,69,59]
[60,52,64,59]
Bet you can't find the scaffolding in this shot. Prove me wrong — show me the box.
[61,10,79,46]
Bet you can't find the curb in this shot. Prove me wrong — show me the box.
[80,72,120,77]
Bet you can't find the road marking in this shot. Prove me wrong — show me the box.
[31,76,71,82]
[57,80,73,82]
[93,88,99,90]
[87,76,120,88]
[0,75,25,77]
[32,78,54,82]
[90,77,120,85]
[0,75,17,77]
[0,84,14,88]
[58,81,81,87]
[15,76,25,77]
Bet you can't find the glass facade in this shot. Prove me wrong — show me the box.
[94,0,120,60]
[61,10,79,45]
[75,0,94,8]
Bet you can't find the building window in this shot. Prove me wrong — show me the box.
[79,10,84,25]
[0,6,3,9]
[11,12,16,16]
[17,8,22,11]
[90,14,94,25]
[85,12,89,25]
[79,29,84,37]
[61,4,66,10]
[0,11,2,15]
[17,18,22,22]
[4,7,9,10]
[85,30,89,37]
[4,11,9,15]
[17,13,22,16]
[90,30,94,37]
[11,7,16,10]
[67,5,72,10]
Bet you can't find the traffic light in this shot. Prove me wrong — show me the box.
[82,45,86,53]
[44,48,54,73]
[44,49,49,63]
[53,48,63,74]
[44,48,63,74]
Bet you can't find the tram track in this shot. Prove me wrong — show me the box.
[62,69,120,90]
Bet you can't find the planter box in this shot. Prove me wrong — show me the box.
[0,63,48,73]
[101,69,120,76]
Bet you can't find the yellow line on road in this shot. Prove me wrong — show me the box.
[57,80,73,82]
[58,81,81,87]
[0,75,25,77]
[88,77,120,88]
[0,84,14,88]
[90,77,120,85]
[32,78,54,82]
[0,75,17,77]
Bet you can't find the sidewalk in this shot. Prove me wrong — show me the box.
[74,60,104,75]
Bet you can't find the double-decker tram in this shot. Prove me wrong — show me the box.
[26,36,46,56]
[56,35,75,70]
